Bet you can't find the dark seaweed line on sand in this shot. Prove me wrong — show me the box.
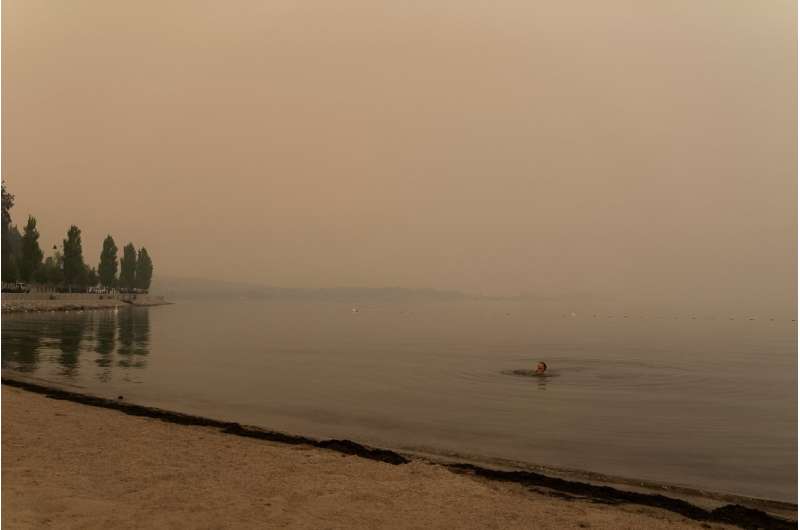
[2,377,794,530]
[446,464,795,530]
[1,377,406,465]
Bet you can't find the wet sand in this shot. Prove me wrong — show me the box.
[1,385,744,530]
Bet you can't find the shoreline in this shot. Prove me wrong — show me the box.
[2,374,794,529]
[399,447,797,513]
[1,295,172,314]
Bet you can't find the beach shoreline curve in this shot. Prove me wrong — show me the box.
[1,373,794,530]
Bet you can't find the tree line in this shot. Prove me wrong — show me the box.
[1,181,154,290]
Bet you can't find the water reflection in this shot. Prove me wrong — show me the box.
[502,369,556,391]
[95,311,117,382]
[2,324,43,372]
[117,308,149,369]
[1,307,151,381]
[58,313,88,377]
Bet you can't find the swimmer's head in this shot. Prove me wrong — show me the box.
[535,362,547,374]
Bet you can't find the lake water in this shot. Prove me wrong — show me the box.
[2,299,796,501]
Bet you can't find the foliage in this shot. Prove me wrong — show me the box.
[1,180,15,282]
[119,243,137,289]
[8,225,22,257]
[62,225,86,287]
[87,266,99,287]
[1,180,13,229]
[98,235,118,288]
[19,216,44,282]
[34,252,64,285]
[4,254,19,283]
[2,184,155,289]
[135,247,154,290]
[3,225,23,282]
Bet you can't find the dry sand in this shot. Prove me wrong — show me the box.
[2,385,733,529]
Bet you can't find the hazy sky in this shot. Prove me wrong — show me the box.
[3,1,796,306]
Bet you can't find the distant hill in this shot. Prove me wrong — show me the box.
[150,276,480,302]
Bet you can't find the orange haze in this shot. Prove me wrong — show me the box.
[3,0,796,311]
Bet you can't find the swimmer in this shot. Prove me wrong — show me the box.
[534,361,547,375]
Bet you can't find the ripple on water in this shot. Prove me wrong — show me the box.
[503,369,559,379]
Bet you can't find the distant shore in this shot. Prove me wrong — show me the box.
[1,375,794,530]
[1,293,172,314]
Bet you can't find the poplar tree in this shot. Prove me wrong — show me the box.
[35,251,63,285]
[87,266,99,287]
[19,216,43,282]
[135,248,153,290]
[98,235,119,288]
[119,243,137,290]
[1,181,16,282]
[62,225,86,288]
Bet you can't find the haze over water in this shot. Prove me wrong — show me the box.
[3,300,796,502]
[4,0,796,309]
[2,0,796,511]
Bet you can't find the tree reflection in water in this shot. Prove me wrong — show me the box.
[1,307,151,381]
[94,310,116,382]
[117,308,150,369]
[58,312,89,377]
[2,318,44,373]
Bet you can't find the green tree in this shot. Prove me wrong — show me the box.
[135,247,154,290]
[87,266,99,287]
[4,253,19,283]
[8,225,22,257]
[119,243,137,290]
[19,216,44,282]
[1,181,15,282]
[62,225,86,289]
[32,261,48,284]
[1,181,13,232]
[97,235,118,288]
[5,225,24,282]
[76,263,89,288]
[34,251,64,285]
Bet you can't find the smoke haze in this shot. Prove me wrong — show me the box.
[4,0,796,312]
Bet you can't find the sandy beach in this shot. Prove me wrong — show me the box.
[1,385,753,530]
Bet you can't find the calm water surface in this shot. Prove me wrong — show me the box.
[2,300,796,501]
